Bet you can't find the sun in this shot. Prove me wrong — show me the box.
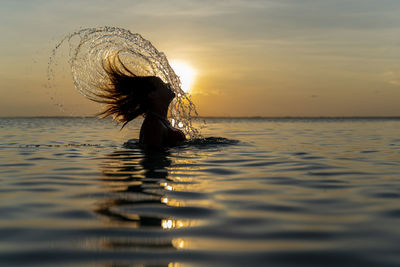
[170,60,196,93]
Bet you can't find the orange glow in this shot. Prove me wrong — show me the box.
[170,60,196,93]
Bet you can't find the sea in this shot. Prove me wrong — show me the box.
[1,117,400,267]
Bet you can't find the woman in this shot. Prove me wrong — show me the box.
[95,54,186,149]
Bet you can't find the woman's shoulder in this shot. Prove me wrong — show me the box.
[141,117,168,139]
[139,117,168,148]
[142,117,168,129]
[168,127,186,143]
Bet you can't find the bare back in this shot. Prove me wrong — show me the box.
[139,116,186,149]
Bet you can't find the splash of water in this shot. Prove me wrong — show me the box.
[48,26,200,138]
[124,137,239,149]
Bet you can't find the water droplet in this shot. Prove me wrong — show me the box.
[48,26,202,138]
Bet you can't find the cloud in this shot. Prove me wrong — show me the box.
[119,0,276,17]
[382,71,400,86]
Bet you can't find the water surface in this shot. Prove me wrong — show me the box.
[1,117,400,266]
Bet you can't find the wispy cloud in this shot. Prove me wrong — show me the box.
[119,0,277,17]
[382,71,400,86]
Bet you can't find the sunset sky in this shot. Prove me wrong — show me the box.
[1,0,399,117]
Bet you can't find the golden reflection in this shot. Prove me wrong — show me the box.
[162,219,173,229]
[172,238,186,249]
[168,262,185,267]
[161,196,169,204]
[161,219,192,230]
[100,237,174,250]
[96,149,173,227]
[95,147,199,256]
[161,196,186,207]
[161,182,174,191]
[170,237,334,251]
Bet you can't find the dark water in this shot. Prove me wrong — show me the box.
[1,117,400,266]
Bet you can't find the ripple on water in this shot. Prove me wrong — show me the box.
[116,205,219,219]
[241,160,294,167]
[382,209,400,219]
[247,203,306,213]
[52,167,90,171]
[48,209,98,220]
[2,118,400,266]
[307,171,369,176]
[304,181,354,190]
[201,168,240,175]
[220,186,274,194]
[264,176,301,185]
[164,190,210,200]
[373,192,400,199]
[0,163,35,167]
[204,158,253,165]
[25,157,53,161]
[361,150,379,154]
[285,164,338,172]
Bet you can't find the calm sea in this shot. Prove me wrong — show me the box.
[1,117,400,266]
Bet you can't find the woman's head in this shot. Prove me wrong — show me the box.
[95,53,174,127]
[147,76,176,104]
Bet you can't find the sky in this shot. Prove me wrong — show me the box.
[1,0,399,117]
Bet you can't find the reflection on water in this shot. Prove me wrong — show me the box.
[98,150,169,224]
[96,146,200,257]
[1,118,400,266]
[97,148,180,251]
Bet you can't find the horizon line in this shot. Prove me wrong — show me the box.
[1,115,400,119]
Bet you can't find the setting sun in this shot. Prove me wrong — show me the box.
[170,60,196,93]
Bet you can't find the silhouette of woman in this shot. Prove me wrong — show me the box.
[94,53,186,149]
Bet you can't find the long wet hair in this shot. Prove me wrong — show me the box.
[94,53,159,128]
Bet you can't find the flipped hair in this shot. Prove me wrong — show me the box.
[94,52,158,128]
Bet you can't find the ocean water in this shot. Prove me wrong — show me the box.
[1,117,400,266]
